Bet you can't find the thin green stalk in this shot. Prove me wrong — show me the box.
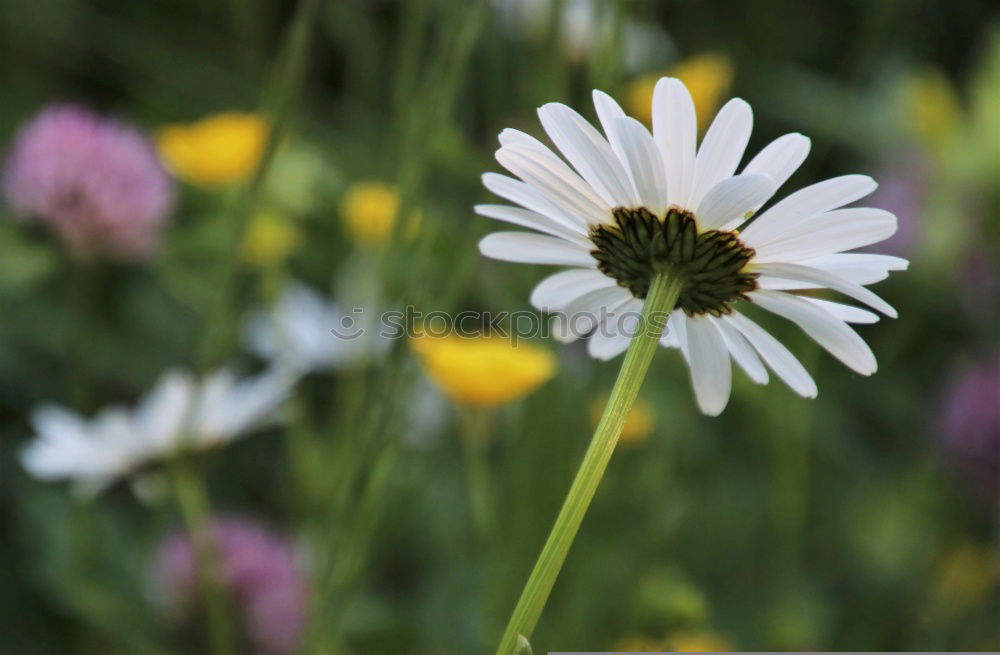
[256,270,322,522]
[68,261,98,408]
[588,0,627,92]
[198,0,322,371]
[169,457,234,655]
[380,0,487,282]
[286,391,319,515]
[305,440,404,653]
[391,0,431,116]
[539,0,569,103]
[460,407,495,539]
[495,273,682,655]
[763,344,818,584]
[227,0,266,76]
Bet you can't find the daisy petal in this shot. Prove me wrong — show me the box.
[741,174,877,245]
[794,253,909,286]
[590,92,665,210]
[474,204,589,244]
[660,309,688,352]
[652,78,697,208]
[538,103,639,207]
[136,370,195,451]
[752,261,897,317]
[479,232,595,267]
[742,133,811,193]
[588,298,641,360]
[197,367,295,443]
[752,290,877,375]
[805,298,880,324]
[591,89,628,140]
[498,128,550,150]
[753,208,897,261]
[685,316,732,416]
[30,404,89,441]
[482,173,588,234]
[688,98,753,208]
[696,174,776,230]
[552,287,633,343]
[496,144,610,227]
[588,327,633,360]
[530,269,616,311]
[22,406,92,480]
[724,311,817,398]
[714,315,769,384]
[606,116,669,214]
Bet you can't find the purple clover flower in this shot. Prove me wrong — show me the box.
[867,150,929,258]
[2,104,174,259]
[152,518,308,654]
[939,357,1000,499]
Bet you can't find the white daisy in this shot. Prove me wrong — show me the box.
[492,0,670,72]
[244,281,389,373]
[478,77,908,416]
[20,366,296,495]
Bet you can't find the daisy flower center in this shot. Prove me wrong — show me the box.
[590,206,759,317]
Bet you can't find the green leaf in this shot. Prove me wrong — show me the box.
[0,221,58,295]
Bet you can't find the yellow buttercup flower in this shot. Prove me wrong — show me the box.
[667,631,733,653]
[240,210,301,268]
[590,395,655,446]
[626,53,734,131]
[157,112,267,186]
[411,334,556,408]
[901,70,962,147]
[340,181,421,247]
[931,542,999,613]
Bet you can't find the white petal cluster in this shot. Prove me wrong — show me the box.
[478,77,908,415]
[491,0,669,71]
[20,367,296,495]
[245,282,390,373]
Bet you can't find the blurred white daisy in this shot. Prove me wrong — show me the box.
[20,367,295,496]
[478,77,908,415]
[492,0,670,71]
[244,281,389,373]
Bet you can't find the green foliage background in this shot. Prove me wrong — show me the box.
[0,0,997,653]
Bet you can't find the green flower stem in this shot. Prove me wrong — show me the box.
[391,0,431,117]
[495,272,682,655]
[589,0,627,92]
[286,392,320,513]
[198,0,321,371]
[459,407,495,539]
[170,457,234,655]
[306,441,404,653]
[381,0,487,283]
[68,261,98,409]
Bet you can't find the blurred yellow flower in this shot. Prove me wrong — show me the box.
[667,630,733,652]
[590,394,655,446]
[411,334,556,408]
[157,112,267,186]
[901,70,962,147]
[931,542,999,613]
[614,630,731,653]
[341,181,421,247]
[635,568,710,627]
[614,636,668,652]
[240,210,301,267]
[626,53,734,130]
